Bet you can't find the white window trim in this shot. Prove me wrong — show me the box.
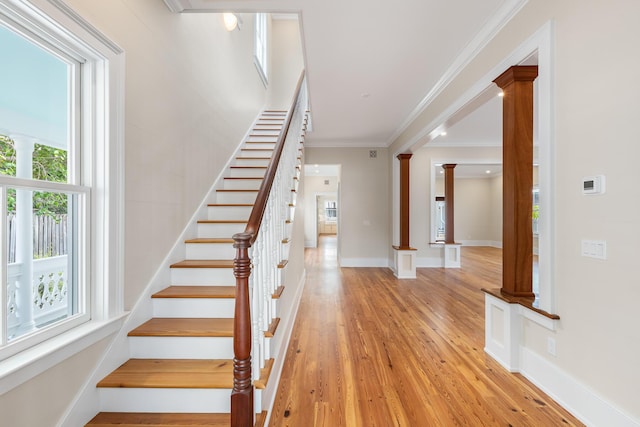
[0,0,125,394]
[254,13,268,86]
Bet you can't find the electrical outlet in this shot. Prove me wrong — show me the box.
[547,337,556,356]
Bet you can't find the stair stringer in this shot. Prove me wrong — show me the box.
[58,112,264,427]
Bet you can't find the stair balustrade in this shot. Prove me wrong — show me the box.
[232,70,307,427]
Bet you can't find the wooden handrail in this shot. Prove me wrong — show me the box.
[244,70,306,243]
[231,69,306,427]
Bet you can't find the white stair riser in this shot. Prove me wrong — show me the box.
[186,242,235,259]
[239,149,273,158]
[171,267,235,285]
[215,191,258,204]
[98,388,231,413]
[129,336,234,359]
[246,138,277,146]
[233,158,270,167]
[197,222,245,238]
[152,298,235,318]
[253,124,282,131]
[223,179,263,190]
[249,130,279,136]
[207,205,253,220]
[229,168,266,178]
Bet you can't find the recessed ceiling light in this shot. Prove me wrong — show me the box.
[440,131,447,136]
[486,170,491,174]
[439,170,444,174]
[314,164,319,167]
[498,91,504,97]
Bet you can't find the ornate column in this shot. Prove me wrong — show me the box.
[393,153,416,278]
[442,164,461,268]
[13,135,36,335]
[494,65,538,297]
[443,164,456,244]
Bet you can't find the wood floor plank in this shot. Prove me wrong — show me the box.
[269,237,583,426]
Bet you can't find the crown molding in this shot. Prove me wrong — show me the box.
[387,0,528,146]
[163,0,186,13]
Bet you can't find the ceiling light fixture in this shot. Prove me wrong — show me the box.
[440,131,447,136]
[223,13,242,32]
[498,91,505,97]
[486,170,491,174]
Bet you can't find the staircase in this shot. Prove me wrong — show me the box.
[85,99,307,426]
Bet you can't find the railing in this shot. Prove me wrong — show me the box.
[231,70,307,427]
[7,255,69,338]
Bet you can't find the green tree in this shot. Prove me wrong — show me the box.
[0,134,68,216]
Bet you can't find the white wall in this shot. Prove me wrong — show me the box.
[391,0,640,422]
[268,18,304,109]
[305,148,389,266]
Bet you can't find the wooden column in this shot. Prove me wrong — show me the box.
[232,232,253,427]
[397,153,412,249]
[443,164,456,244]
[494,65,538,298]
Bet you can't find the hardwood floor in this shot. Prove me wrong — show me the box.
[269,237,582,426]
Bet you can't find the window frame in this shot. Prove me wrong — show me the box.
[0,0,124,393]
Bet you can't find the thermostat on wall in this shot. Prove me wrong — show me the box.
[583,175,605,194]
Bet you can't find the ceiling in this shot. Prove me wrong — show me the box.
[164,0,525,148]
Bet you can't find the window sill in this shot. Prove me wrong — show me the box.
[482,287,558,331]
[0,312,128,396]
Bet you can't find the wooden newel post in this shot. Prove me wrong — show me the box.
[232,232,253,427]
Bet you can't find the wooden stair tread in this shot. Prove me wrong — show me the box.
[128,318,233,337]
[223,177,263,180]
[265,318,280,338]
[170,260,234,269]
[86,412,230,426]
[215,189,259,193]
[254,358,274,390]
[229,165,268,169]
[235,157,271,160]
[207,203,254,207]
[97,359,233,389]
[185,238,234,244]
[196,220,247,224]
[153,286,235,299]
[272,285,285,299]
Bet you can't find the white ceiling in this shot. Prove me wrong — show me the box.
[164,0,525,148]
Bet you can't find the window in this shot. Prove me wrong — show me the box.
[254,13,268,85]
[0,0,123,386]
[325,201,337,221]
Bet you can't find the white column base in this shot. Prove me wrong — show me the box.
[484,293,521,372]
[443,243,462,268]
[392,247,417,279]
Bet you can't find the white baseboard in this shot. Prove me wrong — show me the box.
[416,257,444,268]
[519,347,640,427]
[339,257,389,267]
[458,239,502,247]
[304,240,317,248]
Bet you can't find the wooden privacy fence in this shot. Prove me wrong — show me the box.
[7,214,68,262]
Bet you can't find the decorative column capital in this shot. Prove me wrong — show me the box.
[493,65,538,89]
[397,153,412,161]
